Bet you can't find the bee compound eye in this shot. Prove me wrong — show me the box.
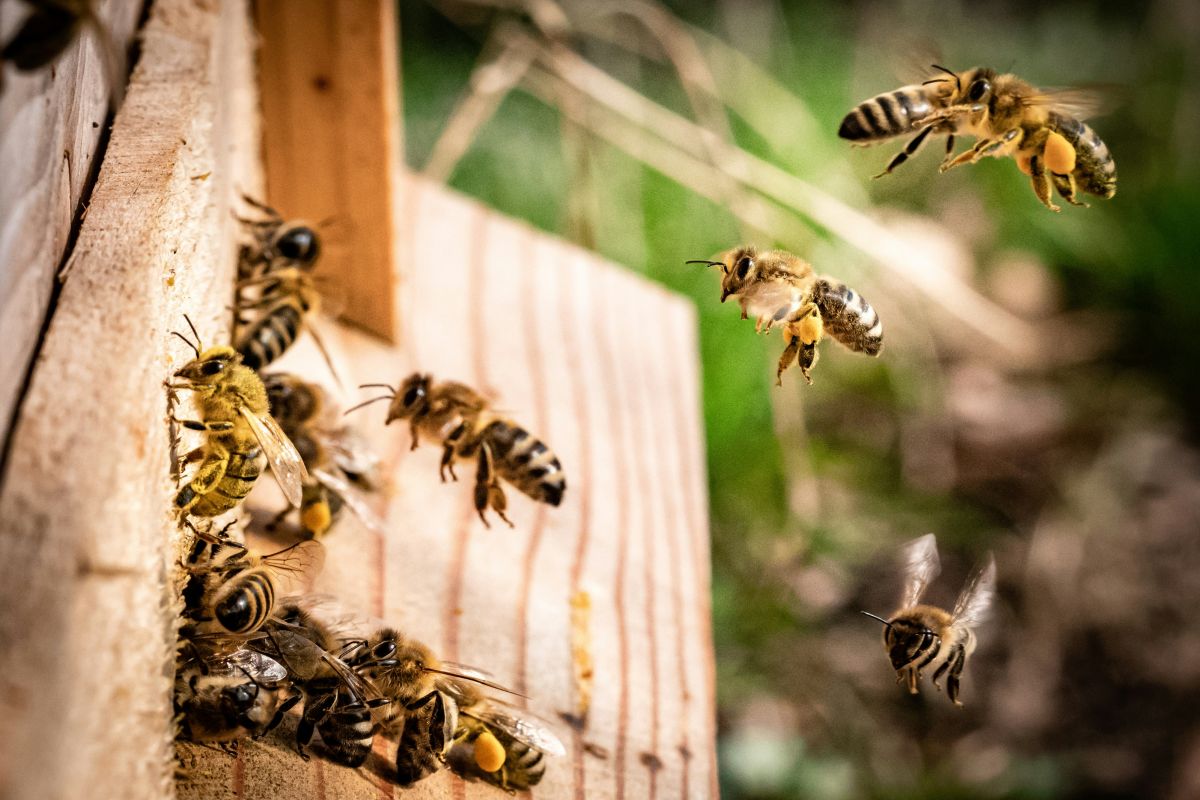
[968,79,990,102]
[201,360,225,376]
[373,641,397,659]
[401,386,423,408]
[736,256,752,279]
[278,227,319,263]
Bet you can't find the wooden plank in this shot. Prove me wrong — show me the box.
[0,0,144,460]
[254,0,402,342]
[0,0,262,797]
[175,174,717,799]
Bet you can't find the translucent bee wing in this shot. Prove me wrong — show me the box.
[1023,86,1118,121]
[325,432,383,491]
[312,467,389,536]
[435,662,522,699]
[461,702,567,757]
[738,281,807,324]
[951,552,997,629]
[899,533,941,608]
[242,407,308,507]
[258,541,326,601]
[220,649,289,684]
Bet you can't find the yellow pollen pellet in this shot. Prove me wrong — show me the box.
[1044,132,1076,174]
[474,730,507,773]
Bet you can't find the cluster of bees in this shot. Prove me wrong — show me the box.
[169,198,565,790]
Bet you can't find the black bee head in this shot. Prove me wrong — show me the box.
[719,246,756,302]
[176,346,240,384]
[386,373,431,424]
[274,224,320,266]
[882,616,941,671]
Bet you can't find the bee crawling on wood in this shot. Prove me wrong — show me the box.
[690,246,883,385]
[840,64,1116,211]
[347,373,566,528]
[862,533,997,706]
[169,316,307,520]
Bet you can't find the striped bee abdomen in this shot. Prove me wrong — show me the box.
[503,740,547,790]
[177,448,263,517]
[813,279,883,356]
[1050,112,1117,198]
[237,302,304,371]
[483,421,566,507]
[885,618,941,671]
[213,570,275,634]
[838,87,934,141]
[395,695,450,786]
[317,696,375,767]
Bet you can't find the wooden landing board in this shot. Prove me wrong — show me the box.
[253,0,403,342]
[176,174,717,799]
[0,0,262,798]
[0,0,144,458]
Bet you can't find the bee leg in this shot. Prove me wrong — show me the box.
[931,657,951,691]
[776,334,801,387]
[1027,155,1061,212]
[1052,172,1088,207]
[441,424,466,481]
[297,692,336,760]
[797,341,818,384]
[183,445,231,495]
[872,125,932,179]
[938,132,957,170]
[474,443,514,528]
[946,644,967,706]
[261,689,303,736]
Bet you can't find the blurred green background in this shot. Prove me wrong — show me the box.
[397,1,1200,798]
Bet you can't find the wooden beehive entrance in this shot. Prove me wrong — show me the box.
[0,2,715,799]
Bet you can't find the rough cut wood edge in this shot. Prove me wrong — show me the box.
[0,0,144,463]
[254,0,402,343]
[174,173,717,799]
[0,0,261,797]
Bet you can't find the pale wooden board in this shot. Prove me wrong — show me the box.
[0,0,262,798]
[253,0,402,342]
[0,0,143,454]
[175,174,717,799]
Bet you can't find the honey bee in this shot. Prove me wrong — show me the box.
[862,533,997,706]
[393,690,460,786]
[442,680,566,791]
[840,64,1116,211]
[689,246,883,385]
[182,538,325,637]
[254,604,391,765]
[348,374,566,527]
[235,194,322,282]
[263,372,386,539]
[169,317,307,518]
[175,648,300,750]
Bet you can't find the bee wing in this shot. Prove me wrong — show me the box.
[223,649,290,684]
[325,432,383,490]
[951,552,997,629]
[899,533,941,608]
[241,407,308,507]
[435,662,523,699]
[1023,86,1117,121]
[739,281,806,324]
[462,702,567,757]
[313,467,389,536]
[260,540,326,591]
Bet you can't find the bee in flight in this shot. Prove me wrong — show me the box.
[263,372,386,539]
[169,317,307,519]
[689,246,883,385]
[840,64,1116,211]
[347,373,566,527]
[862,533,996,706]
[181,538,325,637]
[174,647,300,752]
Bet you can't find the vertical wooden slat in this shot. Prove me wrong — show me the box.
[0,0,143,461]
[254,0,402,342]
[0,1,262,798]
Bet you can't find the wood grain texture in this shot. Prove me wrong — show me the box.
[0,0,143,455]
[0,0,262,798]
[253,0,402,342]
[175,174,717,799]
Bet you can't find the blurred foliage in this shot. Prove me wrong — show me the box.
[398,1,1200,798]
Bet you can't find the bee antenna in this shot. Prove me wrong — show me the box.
[930,63,961,93]
[860,611,893,629]
[184,314,203,351]
[685,259,724,268]
[358,383,396,394]
[343,395,394,416]
[170,330,200,359]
